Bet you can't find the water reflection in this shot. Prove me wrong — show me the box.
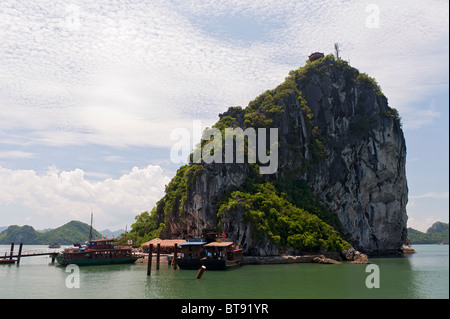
[1,245,448,298]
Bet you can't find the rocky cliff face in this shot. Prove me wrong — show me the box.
[291,60,408,255]
[158,55,408,256]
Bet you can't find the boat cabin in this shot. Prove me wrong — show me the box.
[84,238,119,250]
[204,242,240,260]
[179,240,206,260]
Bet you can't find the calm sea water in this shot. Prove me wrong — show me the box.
[0,244,447,299]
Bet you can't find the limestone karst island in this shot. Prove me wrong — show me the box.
[128,53,409,262]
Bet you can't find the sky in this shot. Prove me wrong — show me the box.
[0,0,448,232]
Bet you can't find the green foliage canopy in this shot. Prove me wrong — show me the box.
[218,181,351,252]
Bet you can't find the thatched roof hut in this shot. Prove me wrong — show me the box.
[142,238,186,252]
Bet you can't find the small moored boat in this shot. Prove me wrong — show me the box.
[177,240,207,270]
[201,242,243,270]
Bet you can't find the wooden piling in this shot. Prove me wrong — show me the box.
[147,244,153,276]
[156,243,160,270]
[9,242,14,261]
[173,243,178,269]
[17,243,23,264]
[196,266,206,279]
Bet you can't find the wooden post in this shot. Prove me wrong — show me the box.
[147,244,153,276]
[17,243,23,264]
[156,243,160,270]
[173,243,178,269]
[9,242,14,260]
[196,266,206,279]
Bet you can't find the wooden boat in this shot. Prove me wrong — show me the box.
[48,243,61,248]
[201,242,243,270]
[0,259,16,264]
[176,240,207,270]
[56,238,139,266]
[56,213,139,266]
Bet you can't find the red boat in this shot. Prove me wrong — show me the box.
[56,238,139,266]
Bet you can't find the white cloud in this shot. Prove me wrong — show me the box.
[0,0,447,150]
[0,0,290,148]
[410,192,449,199]
[0,151,35,159]
[0,164,171,229]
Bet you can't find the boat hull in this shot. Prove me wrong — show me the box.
[176,259,202,270]
[56,255,139,266]
[201,259,242,270]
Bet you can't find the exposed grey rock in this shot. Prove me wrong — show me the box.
[312,256,342,264]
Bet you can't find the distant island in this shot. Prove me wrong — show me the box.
[408,222,449,245]
[100,228,126,239]
[0,220,105,245]
[129,53,408,257]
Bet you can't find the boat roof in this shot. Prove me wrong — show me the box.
[89,238,118,243]
[179,241,207,246]
[204,242,234,247]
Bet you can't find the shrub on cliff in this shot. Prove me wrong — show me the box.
[217,181,351,253]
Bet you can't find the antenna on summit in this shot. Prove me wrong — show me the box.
[334,42,341,60]
[89,211,93,242]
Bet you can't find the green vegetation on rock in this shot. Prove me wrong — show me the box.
[217,181,351,252]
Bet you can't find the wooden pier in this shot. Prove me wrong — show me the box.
[0,243,60,264]
[146,243,179,276]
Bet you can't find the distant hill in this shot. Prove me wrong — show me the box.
[0,221,102,245]
[408,222,449,245]
[100,229,126,238]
